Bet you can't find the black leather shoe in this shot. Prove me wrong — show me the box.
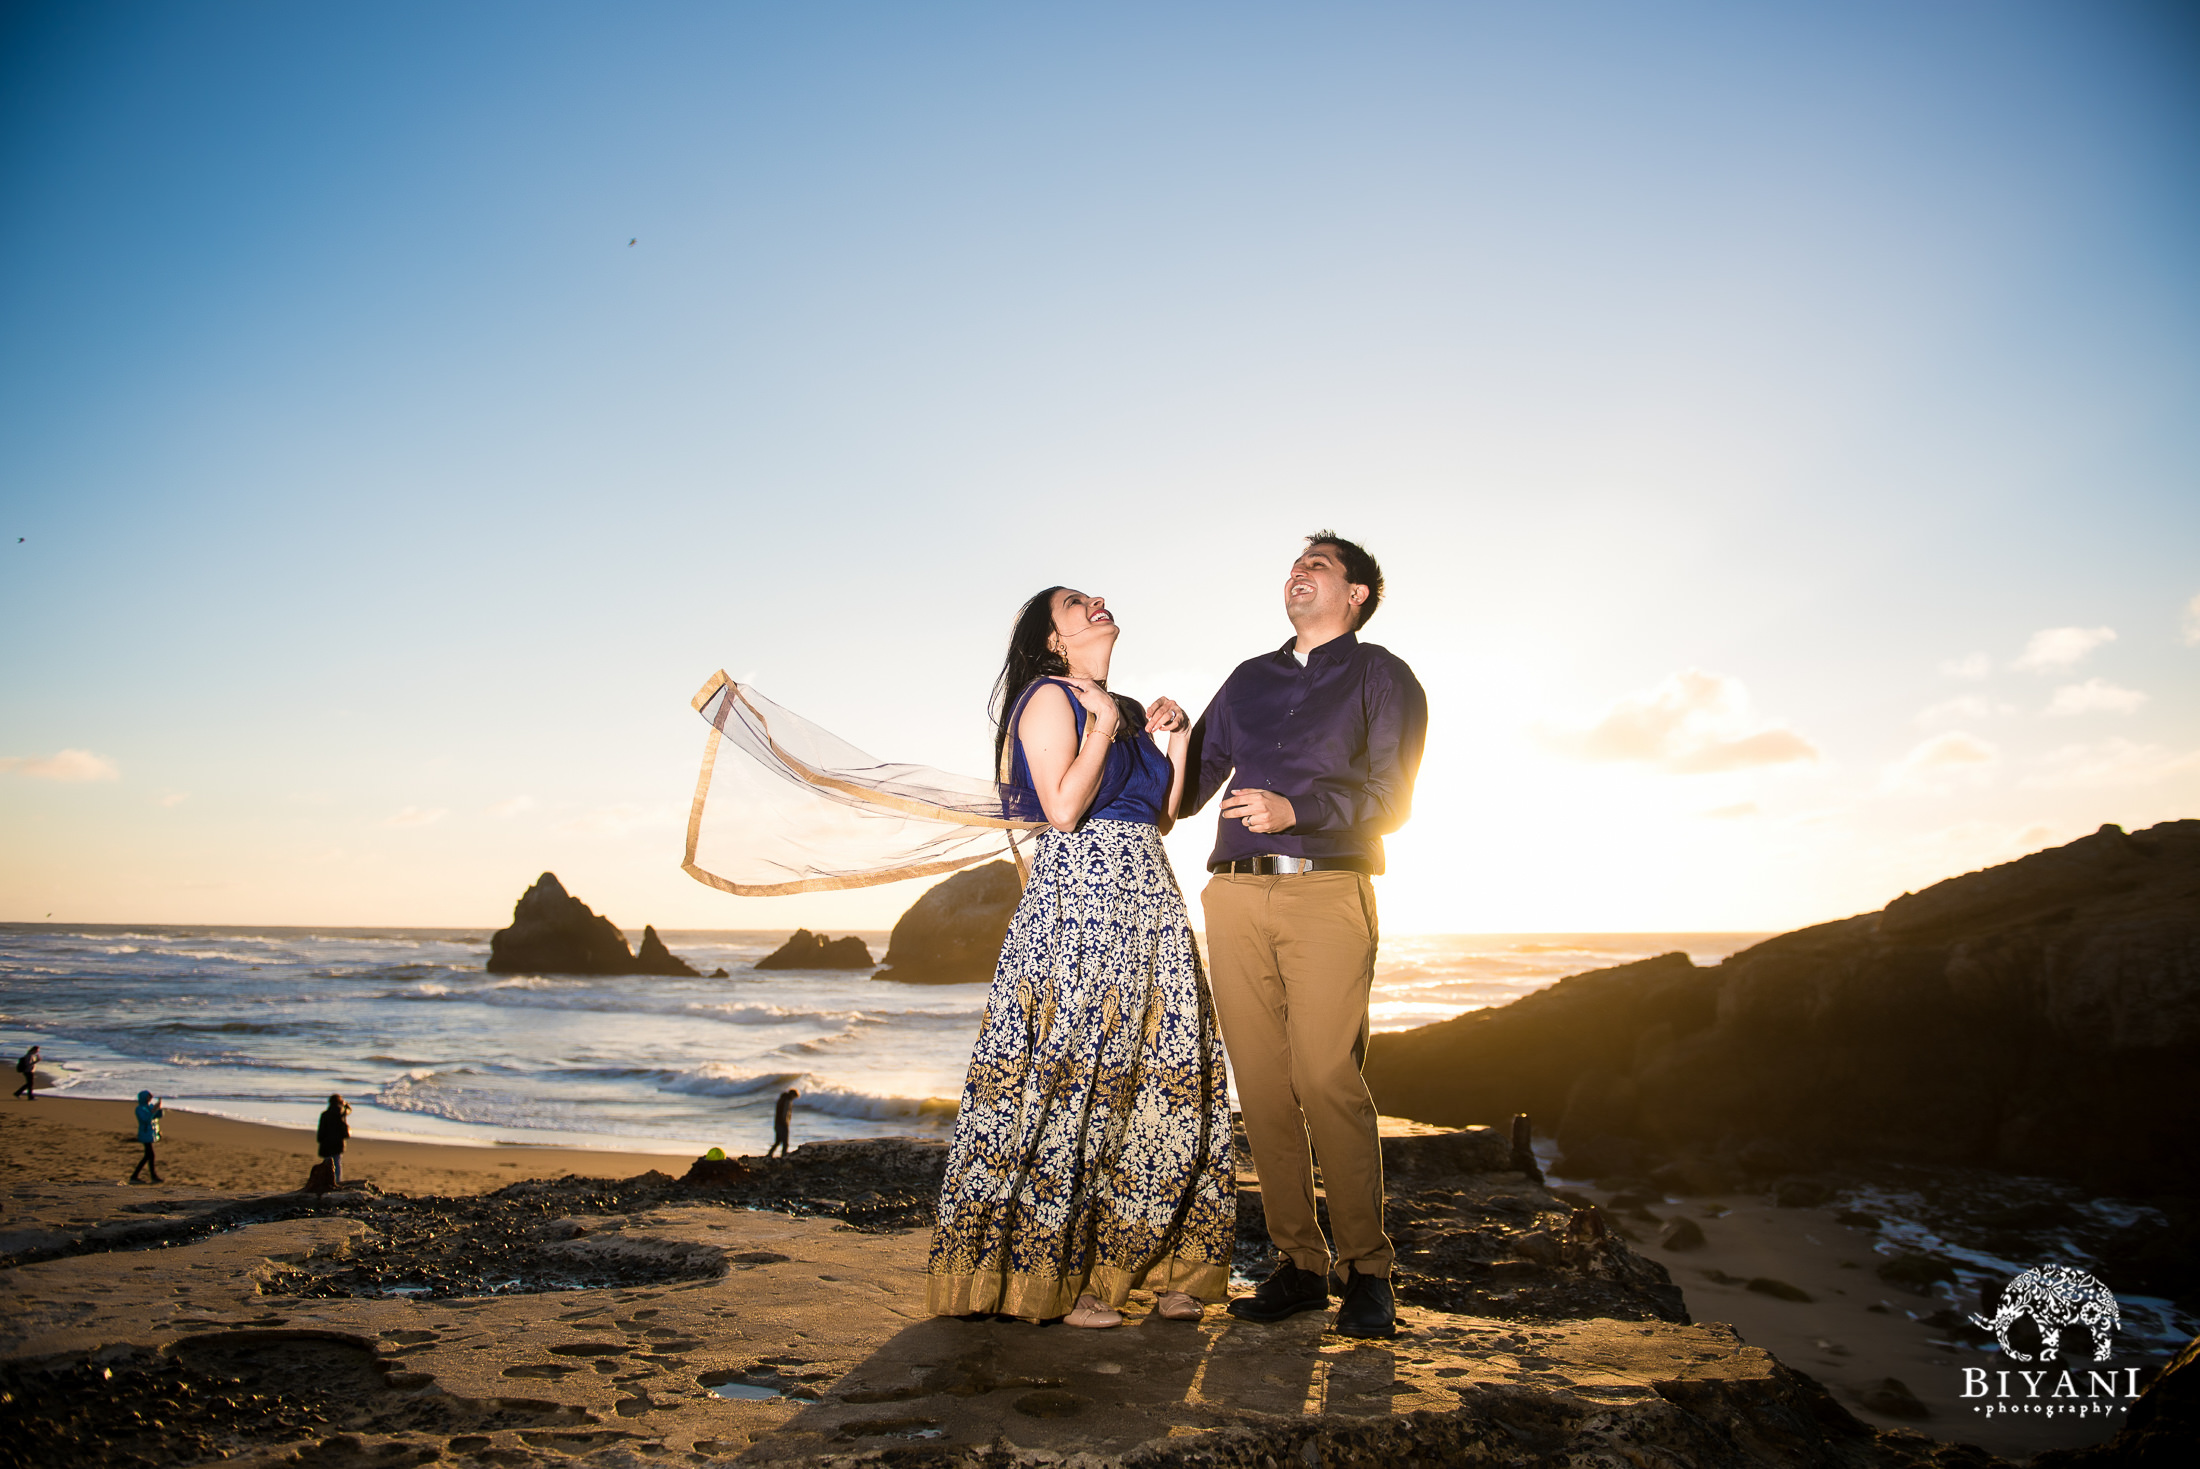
[1332,1266,1396,1338]
[1226,1262,1330,1322]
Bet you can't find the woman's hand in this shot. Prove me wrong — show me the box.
[1060,677,1121,738]
[1156,696,1190,835]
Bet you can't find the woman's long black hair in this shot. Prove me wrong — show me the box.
[992,586,1142,775]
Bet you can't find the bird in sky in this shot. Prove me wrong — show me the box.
[627,238,636,247]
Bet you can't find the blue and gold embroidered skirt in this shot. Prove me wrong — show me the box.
[926,819,1235,1317]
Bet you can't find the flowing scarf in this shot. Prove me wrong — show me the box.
[683,671,1045,896]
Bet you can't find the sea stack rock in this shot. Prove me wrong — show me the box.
[1364,819,2200,1192]
[635,925,701,977]
[875,861,1021,984]
[756,929,874,970]
[487,873,636,974]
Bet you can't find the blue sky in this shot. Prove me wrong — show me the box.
[3,1,2196,933]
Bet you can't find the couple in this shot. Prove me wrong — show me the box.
[926,532,1428,1339]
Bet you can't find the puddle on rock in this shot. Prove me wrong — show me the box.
[698,1364,822,1403]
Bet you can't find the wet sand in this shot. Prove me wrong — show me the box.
[0,1095,685,1198]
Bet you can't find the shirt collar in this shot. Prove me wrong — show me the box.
[1276,630,1360,663]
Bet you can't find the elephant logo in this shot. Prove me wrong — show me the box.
[1968,1264,2119,1363]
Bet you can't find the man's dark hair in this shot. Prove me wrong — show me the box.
[1307,530,1384,628]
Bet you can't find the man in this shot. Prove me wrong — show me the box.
[767,1087,801,1159]
[13,1045,38,1100]
[1178,532,1427,1339]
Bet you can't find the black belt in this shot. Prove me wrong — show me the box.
[1210,855,1368,875]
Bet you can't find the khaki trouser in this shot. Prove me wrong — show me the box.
[1201,871,1391,1279]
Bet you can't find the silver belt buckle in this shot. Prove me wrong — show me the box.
[1263,855,1315,875]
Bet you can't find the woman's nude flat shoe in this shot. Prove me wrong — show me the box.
[1156,1292,1204,1321]
[1065,1294,1123,1329]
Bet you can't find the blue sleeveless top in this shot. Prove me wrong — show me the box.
[1003,678,1171,827]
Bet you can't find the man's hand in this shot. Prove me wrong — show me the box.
[1221,787,1295,834]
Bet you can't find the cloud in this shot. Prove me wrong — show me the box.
[486,795,536,819]
[2013,626,2115,672]
[2022,739,2200,791]
[0,748,120,782]
[1884,731,1997,791]
[382,806,448,828]
[157,792,190,807]
[1665,728,1819,773]
[2184,593,2200,646]
[1542,669,1821,775]
[2045,678,2148,717]
[1703,801,1758,820]
[1939,652,1992,681]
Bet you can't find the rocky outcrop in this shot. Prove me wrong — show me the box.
[1381,1123,1513,1178]
[755,929,874,970]
[874,861,1021,984]
[485,873,698,977]
[1367,820,2200,1192]
[486,873,632,975]
[2036,1330,2200,1468]
[634,925,701,977]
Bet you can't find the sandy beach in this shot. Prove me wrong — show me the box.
[1564,1179,2074,1457]
[5,1095,1946,1469]
[5,1092,2150,1464]
[0,1097,2034,1439]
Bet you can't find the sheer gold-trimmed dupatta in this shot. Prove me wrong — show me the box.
[682,671,1045,897]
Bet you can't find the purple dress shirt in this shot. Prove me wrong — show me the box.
[1179,631,1428,873]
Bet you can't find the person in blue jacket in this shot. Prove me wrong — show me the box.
[129,1091,163,1184]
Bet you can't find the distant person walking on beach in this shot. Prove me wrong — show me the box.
[927,587,1234,1329]
[13,1045,39,1099]
[317,1095,351,1184]
[766,1087,799,1158]
[1180,533,1426,1340]
[129,1091,163,1183]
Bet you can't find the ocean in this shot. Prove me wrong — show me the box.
[0,926,1766,1157]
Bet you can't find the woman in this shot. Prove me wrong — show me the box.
[129,1090,162,1184]
[317,1094,351,1184]
[927,587,1235,1328]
